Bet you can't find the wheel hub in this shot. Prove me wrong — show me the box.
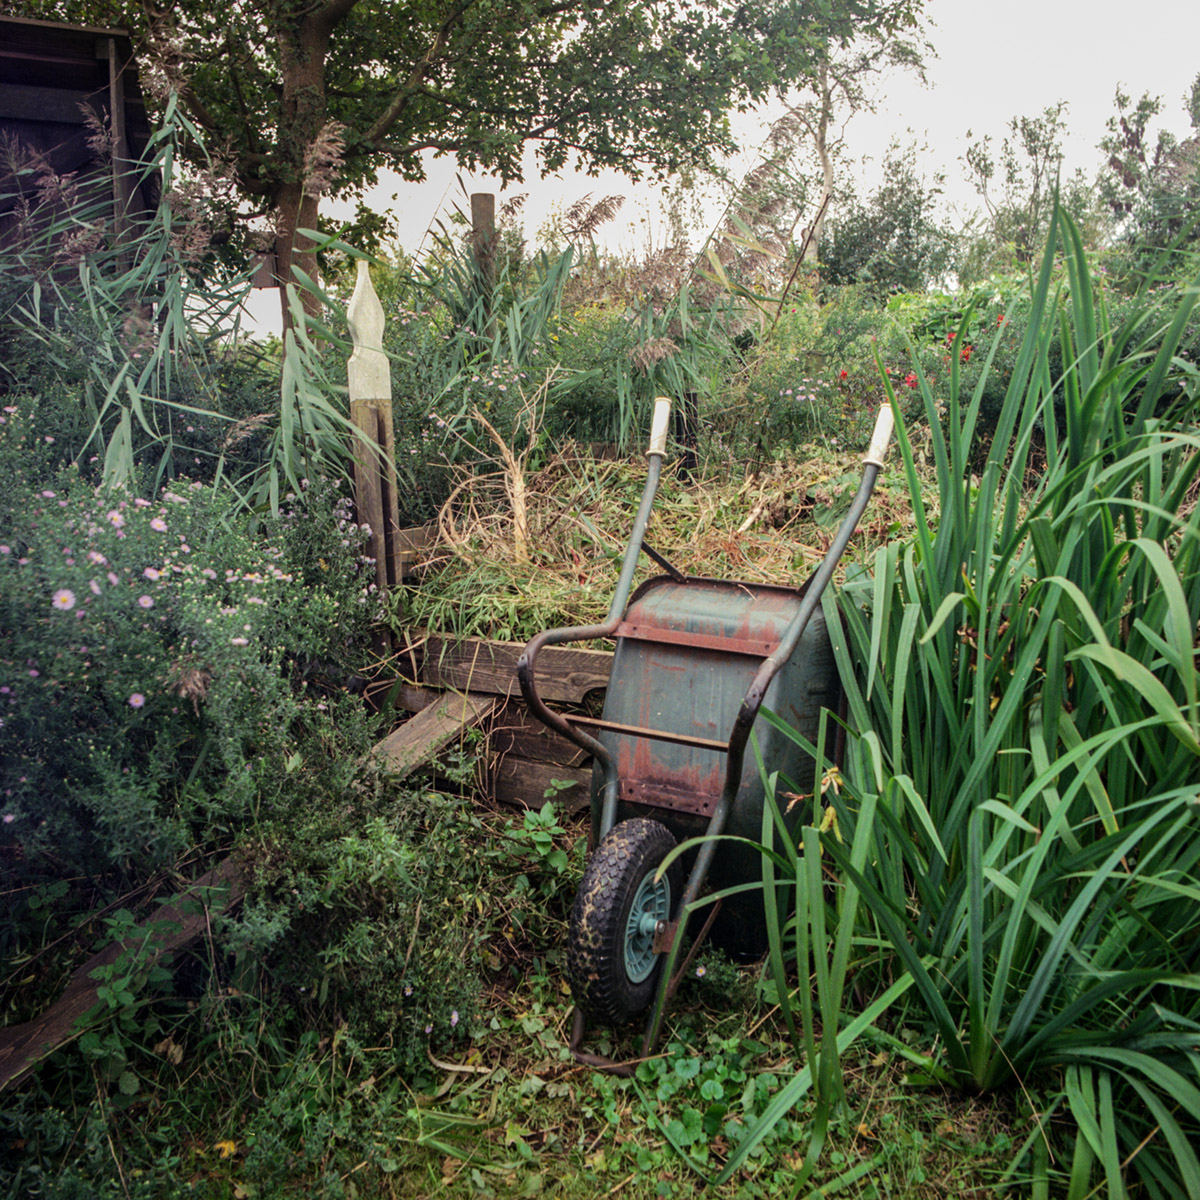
[624,868,671,983]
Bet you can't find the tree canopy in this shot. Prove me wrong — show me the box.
[8,0,923,320]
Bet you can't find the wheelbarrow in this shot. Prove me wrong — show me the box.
[517,397,894,1070]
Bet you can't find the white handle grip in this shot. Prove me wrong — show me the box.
[864,404,895,468]
[648,396,672,457]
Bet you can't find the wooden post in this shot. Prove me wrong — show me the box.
[103,37,134,272]
[673,391,699,479]
[347,259,403,592]
[471,192,497,335]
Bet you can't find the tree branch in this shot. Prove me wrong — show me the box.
[364,0,478,144]
[309,0,364,39]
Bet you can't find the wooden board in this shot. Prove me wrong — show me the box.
[372,690,497,779]
[490,758,591,814]
[423,636,612,705]
[395,522,440,580]
[487,701,590,767]
[0,857,245,1092]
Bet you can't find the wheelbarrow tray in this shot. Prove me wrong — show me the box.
[589,574,842,951]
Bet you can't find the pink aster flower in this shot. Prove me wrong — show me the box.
[89,579,102,595]
[138,595,154,609]
[150,517,167,532]
[51,588,76,611]
[230,636,249,646]
[107,571,119,586]
[128,693,145,709]
[106,510,124,529]
[143,567,161,580]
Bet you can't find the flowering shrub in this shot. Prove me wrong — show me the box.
[0,402,379,898]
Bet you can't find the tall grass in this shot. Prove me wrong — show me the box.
[1,95,355,512]
[715,210,1200,1196]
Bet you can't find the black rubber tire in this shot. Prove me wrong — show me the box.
[567,818,681,1025]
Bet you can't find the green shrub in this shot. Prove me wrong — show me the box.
[0,400,378,947]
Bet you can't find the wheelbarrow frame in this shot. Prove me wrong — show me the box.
[517,397,894,1067]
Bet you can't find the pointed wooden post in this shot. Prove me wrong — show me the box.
[347,259,402,593]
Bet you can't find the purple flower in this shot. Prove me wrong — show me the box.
[2,814,13,824]
[450,1009,459,1028]
[138,595,154,609]
[143,567,161,580]
[150,517,167,533]
[129,693,145,709]
[51,588,76,611]
[106,510,124,529]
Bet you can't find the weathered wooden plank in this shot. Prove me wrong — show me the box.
[488,701,590,767]
[423,636,612,705]
[372,691,497,779]
[395,522,440,580]
[0,82,97,124]
[491,757,591,813]
[0,857,245,1092]
[366,677,441,715]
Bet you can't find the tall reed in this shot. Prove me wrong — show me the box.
[717,210,1200,1197]
[2,95,357,513]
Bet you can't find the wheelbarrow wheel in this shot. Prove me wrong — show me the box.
[567,818,681,1025]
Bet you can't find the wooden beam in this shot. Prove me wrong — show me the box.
[0,82,98,124]
[395,521,440,580]
[372,690,497,779]
[0,857,245,1092]
[487,700,590,767]
[423,636,611,705]
[490,758,591,814]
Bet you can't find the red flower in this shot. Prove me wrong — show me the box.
[839,369,848,380]
[960,344,974,363]
[904,372,918,389]
[998,314,1006,325]
[946,331,957,344]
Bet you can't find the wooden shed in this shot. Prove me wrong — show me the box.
[0,14,155,246]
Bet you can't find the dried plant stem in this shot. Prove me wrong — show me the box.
[469,407,530,563]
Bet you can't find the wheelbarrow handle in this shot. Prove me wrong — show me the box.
[648,396,672,458]
[641,399,899,1055]
[864,402,895,468]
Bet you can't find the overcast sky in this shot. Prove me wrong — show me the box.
[342,0,1197,249]
[246,0,1197,328]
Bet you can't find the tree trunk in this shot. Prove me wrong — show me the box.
[273,181,322,332]
[272,6,346,333]
[804,62,834,263]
